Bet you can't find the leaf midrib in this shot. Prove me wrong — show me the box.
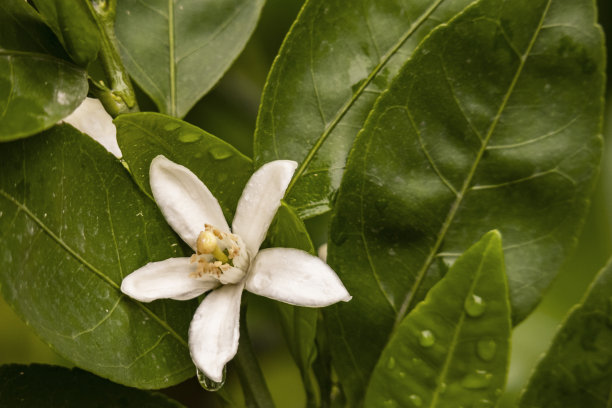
[283,0,448,197]
[0,188,189,348]
[394,0,553,327]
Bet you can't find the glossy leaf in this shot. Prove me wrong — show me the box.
[519,260,612,408]
[0,125,197,389]
[115,113,252,221]
[265,202,320,406]
[365,231,510,407]
[31,0,101,66]
[0,0,67,57]
[326,0,604,402]
[0,364,184,407]
[115,0,265,118]
[254,0,476,218]
[0,51,88,141]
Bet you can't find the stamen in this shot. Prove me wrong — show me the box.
[196,230,229,263]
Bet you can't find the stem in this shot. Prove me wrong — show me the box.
[87,0,138,116]
[234,305,275,408]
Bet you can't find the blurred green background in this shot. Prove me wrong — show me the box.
[1,0,610,406]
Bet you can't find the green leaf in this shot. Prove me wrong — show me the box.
[519,260,612,408]
[30,0,101,66]
[115,112,252,221]
[0,51,88,142]
[265,202,320,406]
[0,364,184,407]
[364,231,510,407]
[0,0,67,57]
[254,0,476,219]
[115,0,265,118]
[325,0,604,402]
[0,125,197,388]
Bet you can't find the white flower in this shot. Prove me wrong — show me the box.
[62,97,122,158]
[120,155,351,382]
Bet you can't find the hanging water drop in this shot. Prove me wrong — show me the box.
[460,369,492,389]
[408,394,423,406]
[208,146,233,160]
[418,330,435,347]
[178,132,201,143]
[197,367,226,391]
[476,339,497,361]
[464,293,486,317]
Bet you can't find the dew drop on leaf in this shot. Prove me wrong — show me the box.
[476,339,497,361]
[418,329,435,347]
[464,293,486,317]
[460,369,492,389]
[163,122,181,131]
[208,146,233,160]
[408,394,423,406]
[475,399,493,408]
[196,367,226,391]
[178,132,202,143]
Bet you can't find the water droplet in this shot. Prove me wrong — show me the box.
[163,122,181,131]
[418,330,435,347]
[387,357,396,370]
[439,382,447,394]
[477,339,497,361]
[197,367,225,391]
[475,399,493,408]
[178,132,201,143]
[408,394,422,406]
[461,369,492,389]
[464,293,486,317]
[208,146,233,160]
[398,371,406,379]
[383,399,397,407]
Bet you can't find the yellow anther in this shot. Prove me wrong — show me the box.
[196,231,228,263]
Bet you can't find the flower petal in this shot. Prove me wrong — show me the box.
[246,248,352,307]
[232,160,297,256]
[62,97,122,158]
[189,282,244,382]
[150,155,230,249]
[121,258,218,302]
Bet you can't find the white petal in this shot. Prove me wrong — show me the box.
[232,160,297,256]
[317,243,328,262]
[150,155,229,249]
[189,282,244,382]
[62,97,122,158]
[246,248,352,307]
[121,258,218,302]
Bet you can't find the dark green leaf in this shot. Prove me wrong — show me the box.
[115,0,265,118]
[0,0,67,57]
[0,51,88,142]
[266,202,320,406]
[365,231,510,407]
[30,0,101,66]
[115,112,252,221]
[519,260,612,408]
[0,125,197,388]
[254,0,476,219]
[0,364,184,407]
[326,0,604,402]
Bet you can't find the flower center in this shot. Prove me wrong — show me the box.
[190,224,248,284]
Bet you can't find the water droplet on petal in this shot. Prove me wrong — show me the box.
[208,146,233,160]
[163,122,181,131]
[179,132,201,143]
[387,357,396,370]
[197,367,226,391]
[408,394,422,406]
[465,293,486,317]
[418,330,435,347]
[461,369,492,389]
[477,339,497,361]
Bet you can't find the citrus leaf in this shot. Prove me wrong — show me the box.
[365,231,510,408]
[0,364,184,407]
[326,0,604,402]
[519,259,612,408]
[0,125,197,389]
[254,0,476,218]
[115,0,265,118]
